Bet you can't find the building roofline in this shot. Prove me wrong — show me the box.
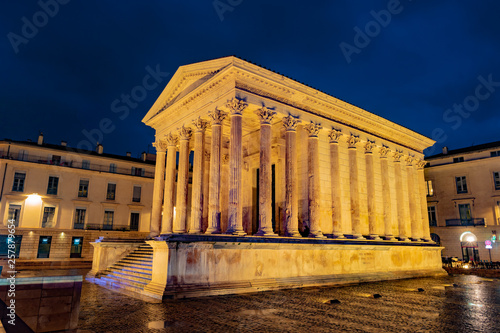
[426,140,500,160]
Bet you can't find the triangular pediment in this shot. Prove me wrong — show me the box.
[142,56,236,124]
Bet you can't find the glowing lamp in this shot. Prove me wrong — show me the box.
[26,193,42,205]
[466,236,475,242]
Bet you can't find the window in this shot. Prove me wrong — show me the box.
[426,180,434,196]
[131,167,144,176]
[37,236,52,258]
[0,235,22,258]
[103,210,114,230]
[70,237,83,258]
[8,204,21,227]
[453,156,464,163]
[82,160,90,169]
[41,206,56,228]
[132,186,141,202]
[17,150,28,161]
[12,172,26,192]
[458,204,472,225]
[428,206,437,226]
[78,179,89,198]
[491,151,500,157]
[455,176,468,194]
[47,176,59,195]
[74,208,86,229]
[109,163,117,173]
[494,172,500,190]
[106,183,116,200]
[130,212,140,231]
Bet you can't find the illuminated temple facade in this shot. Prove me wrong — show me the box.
[144,56,433,241]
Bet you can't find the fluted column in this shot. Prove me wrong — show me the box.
[283,115,301,237]
[348,134,363,239]
[417,160,432,241]
[161,133,178,235]
[150,139,167,236]
[173,126,192,233]
[329,129,344,239]
[304,122,325,239]
[412,160,424,241]
[255,107,276,236]
[405,156,420,241]
[365,141,380,240]
[379,146,395,240]
[393,150,409,241]
[227,98,248,236]
[206,108,227,234]
[189,118,209,234]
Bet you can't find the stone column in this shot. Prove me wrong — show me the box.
[226,98,248,236]
[173,126,192,233]
[393,151,409,241]
[255,107,277,236]
[328,129,344,239]
[161,133,178,235]
[405,156,420,241]
[150,139,167,237]
[283,115,301,237]
[379,146,395,240]
[206,108,227,234]
[189,118,209,234]
[348,134,363,239]
[365,140,380,240]
[417,160,432,241]
[304,122,325,239]
[412,161,424,241]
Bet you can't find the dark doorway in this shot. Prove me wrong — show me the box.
[130,212,140,231]
[254,165,276,234]
[37,236,52,259]
[461,241,479,262]
[70,237,83,258]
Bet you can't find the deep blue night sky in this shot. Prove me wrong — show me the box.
[1,0,500,157]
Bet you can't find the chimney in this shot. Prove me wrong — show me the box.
[37,132,44,145]
[141,152,147,162]
[61,141,67,147]
[442,146,448,155]
[126,152,131,157]
[96,143,103,155]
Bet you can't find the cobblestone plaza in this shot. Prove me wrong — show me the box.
[77,274,500,332]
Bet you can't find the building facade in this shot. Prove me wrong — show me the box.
[426,141,500,262]
[0,135,154,261]
[143,56,434,241]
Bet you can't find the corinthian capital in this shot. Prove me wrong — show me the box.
[364,140,376,154]
[164,133,179,146]
[226,97,248,115]
[192,117,209,132]
[405,154,415,166]
[393,150,404,162]
[178,126,193,141]
[304,121,322,137]
[255,107,276,124]
[347,134,360,148]
[328,128,342,143]
[282,115,301,131]
[379,145,390,158]
[208,108,228,125]
[416,159,427,169]
[152,140,167,152]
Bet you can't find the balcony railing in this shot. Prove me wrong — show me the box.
[1,154,154,178]
[85,223,132,231]
[73,223,85,230]
[445,218,485,227]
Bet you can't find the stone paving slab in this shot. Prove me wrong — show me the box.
[77,274,500,332]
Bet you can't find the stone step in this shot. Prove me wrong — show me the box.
[98,276,147,291]
[127,253,153,259]
[106,268,152,280]
[119,258,153,266]
[111,262,153,273]
[101,274,149,288]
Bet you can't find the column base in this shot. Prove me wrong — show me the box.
[309,232,326,239]
[331,233,345,239]
[351,234,366,240]
[284,230,302,237]
[188,230,202,234]
[225,229,247,236]
[173,230,187,234]
[411,237,423,242]
[398,236,411,242]
[422,237,433,242]
[383,235,397,241]
[368,234,381,240]
[205,227,221,235]
[255,229,277,237]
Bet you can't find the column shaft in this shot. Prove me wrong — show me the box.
[365,142,380,240]
[418,165,432,241]
[406,161,419,241]
[307,128,324,238]
[150,142,166,236]
[189,119,208,234]
[174,127,192,233]
[394,153,409,241]
[348,135,363,239]
[227,112,245,235]
[283,116,301,237]
[161,135,178,234]
[380,148,395,240]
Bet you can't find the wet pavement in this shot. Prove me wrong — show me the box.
[76,274,500,332]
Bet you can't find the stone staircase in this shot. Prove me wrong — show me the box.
[94,243,153,293]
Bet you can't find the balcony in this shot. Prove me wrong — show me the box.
[445,218,485,227]
[1,154,154,178]
[73,223,85,230]
[85,224,131,231]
